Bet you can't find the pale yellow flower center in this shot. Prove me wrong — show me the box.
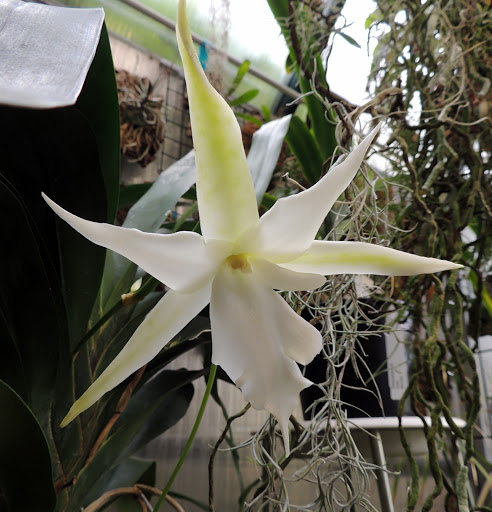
[226,253,252,273]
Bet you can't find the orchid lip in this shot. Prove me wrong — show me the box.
[225,253,252,273]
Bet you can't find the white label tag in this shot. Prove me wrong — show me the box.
[385,330,409,401]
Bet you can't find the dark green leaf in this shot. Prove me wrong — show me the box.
[260,192,278,211]
[119,183,153,208]
[71,370,196,509]
[146,315,211,374]
[83,457,156,507]
[75,25,121,223]
[298,74,338,162]
[0,380,56,512]
[229,89,260,107]
[266,0,289,22]
[0,175,70,423]
[0,20,122,488]
[115,370,199,457]
[0,106,109,347]
[285,115,325,184]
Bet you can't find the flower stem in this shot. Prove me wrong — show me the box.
[153,364,218,512]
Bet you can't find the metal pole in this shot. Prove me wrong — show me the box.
[368,430,395,512]
[118,0,302,101]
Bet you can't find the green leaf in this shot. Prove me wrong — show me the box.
[285,115,325,184]
[227,59,251,97]
[261,192,278,211]
[119,183,153,208]
[365,10,381,29]
[0,174,70,422]
[70,371,196,510]
[266,0,289,22]
[298,74,338,162]
[469,270,492,318]
[235,112,263,125]
[84,457,156,507]
[0,24,119,346]
[115,370,198,458]
[229,89,260,107]
[247,115,292,204]
[337,31,361,48]
[261,105,272,123]
[0,380,56,512]
[75,25,121,223]
[0,15,122,486]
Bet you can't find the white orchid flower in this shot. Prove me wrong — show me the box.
[42,0,461,454]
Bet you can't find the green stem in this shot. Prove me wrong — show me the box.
[172,202,198,232]
[154,364,218,512]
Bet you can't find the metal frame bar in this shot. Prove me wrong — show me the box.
[118,0,301,101]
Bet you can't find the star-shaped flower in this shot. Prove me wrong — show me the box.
[43,0,461,453]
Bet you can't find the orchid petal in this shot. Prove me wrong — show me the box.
[252,257,325,291]
[43,193,228,293]
[281,240,463,275]
[210,264,322,454]
[60,284,212,427]
[241,123,382,261]
[176,0,259,243]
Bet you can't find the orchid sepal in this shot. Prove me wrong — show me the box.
[176,0,259,244]
[239,123,383,262]
[60,284,212,427]
[280,240,463,276]
[42,192,229,293]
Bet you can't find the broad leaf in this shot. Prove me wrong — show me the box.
[75,25,121,223]
[0,175,70,428]
[70,371,196,510]
[0,20,120,346]
[83,457,156,507]
[0,380,56,512]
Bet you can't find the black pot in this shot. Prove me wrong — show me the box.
[300,303,406,419]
